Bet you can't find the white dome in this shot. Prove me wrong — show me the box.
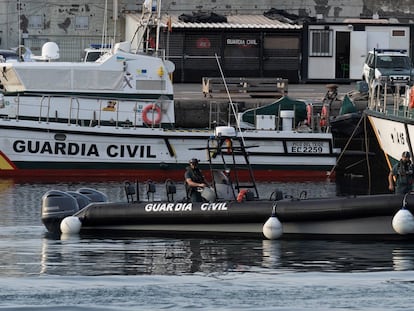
[31,42,60,61]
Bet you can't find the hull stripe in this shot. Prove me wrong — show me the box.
[0,151,16,170]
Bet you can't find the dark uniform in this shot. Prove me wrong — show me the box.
[184,159,207,202]
[389,151,414,194]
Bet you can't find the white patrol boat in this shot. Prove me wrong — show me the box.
[364,69,414,175]
[0,0,338,182]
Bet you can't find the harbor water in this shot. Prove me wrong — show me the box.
[1,179,414,310]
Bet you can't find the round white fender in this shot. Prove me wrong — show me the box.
[263,214,283,240]
[60,216,82,234]
[263,203,283,240]
[392,208,414,235]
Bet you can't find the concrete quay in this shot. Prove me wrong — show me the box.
[173,82,363,128]
[174,82,358,102]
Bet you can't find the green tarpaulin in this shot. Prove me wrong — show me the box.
[241,96,307,125]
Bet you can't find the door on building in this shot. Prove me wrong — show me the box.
[349,31,367,80]
[182,33,222,82]
[223,33,261,77]
[263,35,300,83]
[335,32,350,79]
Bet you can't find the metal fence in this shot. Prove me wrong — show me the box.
[24,35,121,61]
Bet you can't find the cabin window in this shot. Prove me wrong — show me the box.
[309,29,333,57]
[75,16,89,30]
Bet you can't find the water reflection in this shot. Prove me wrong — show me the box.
[262,239,281,269]
[393,248,414,271]
[36,234,414,276]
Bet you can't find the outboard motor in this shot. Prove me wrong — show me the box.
[41,190,80,233]
[77,188,108,202]
[66,191,92,209]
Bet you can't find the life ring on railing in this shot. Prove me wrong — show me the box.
[142,104,162,125]
[237,189,248,203]
[320,105,328,127]
[409,86,414,109]
[306,104,313,125]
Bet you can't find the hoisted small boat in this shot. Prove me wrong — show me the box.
[41,126,414,239]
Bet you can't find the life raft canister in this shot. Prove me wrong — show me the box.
[237,189,249,203]
[320,105,328,127]
[409,86,414,109]
[142,104,162,125]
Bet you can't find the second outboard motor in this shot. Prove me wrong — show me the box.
[66,191,92,209]
[41,190,80,233]
[77,188,108,202]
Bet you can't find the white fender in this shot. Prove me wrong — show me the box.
[60,216,82,234]
[392,208,414,235]
[263,214,283,240]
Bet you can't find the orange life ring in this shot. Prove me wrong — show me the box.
[306,104,313,125]
[409,86,414,109]
[320,105,328,127]
[237,189,248,203]
[142,104,162,125]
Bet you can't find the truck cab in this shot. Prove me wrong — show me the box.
[362,49,414,88]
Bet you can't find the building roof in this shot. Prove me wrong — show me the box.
[343,18,390,24]
[160,14,302,30]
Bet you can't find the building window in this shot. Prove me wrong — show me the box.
[392,30,405,37]
[29,15,43,29]
[309,29,332,56]
[75,16,89,30]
